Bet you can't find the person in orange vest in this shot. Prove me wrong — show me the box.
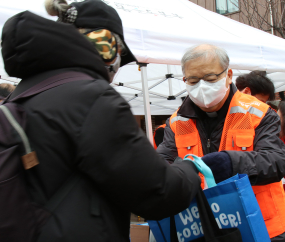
[235,70,275,103]
[153,124,166,150]
[157,44,285,242]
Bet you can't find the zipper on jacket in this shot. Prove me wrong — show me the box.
[207,139,211,153]
[232,136,234,148]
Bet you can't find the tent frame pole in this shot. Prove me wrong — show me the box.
[139,63,153,144]
[167,65,173,96]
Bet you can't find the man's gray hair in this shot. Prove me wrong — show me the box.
[181,44,229,75]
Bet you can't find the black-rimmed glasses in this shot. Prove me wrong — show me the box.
[183,68,228,86]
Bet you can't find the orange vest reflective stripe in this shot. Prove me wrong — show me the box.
[170,91,285,238]
[153,124,166,150]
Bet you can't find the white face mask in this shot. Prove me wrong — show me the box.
[106,54,121,83]
[186,73,229,108]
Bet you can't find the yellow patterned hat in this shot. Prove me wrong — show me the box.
[81,29,117,62]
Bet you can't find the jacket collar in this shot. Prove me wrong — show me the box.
[178,83,238,119]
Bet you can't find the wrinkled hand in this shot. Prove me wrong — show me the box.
[201,151,233,183]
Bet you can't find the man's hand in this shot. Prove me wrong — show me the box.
[201,152,233,183]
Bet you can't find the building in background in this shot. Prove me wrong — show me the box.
[189,0,285,37]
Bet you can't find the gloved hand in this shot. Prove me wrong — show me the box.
[201,151,233,183]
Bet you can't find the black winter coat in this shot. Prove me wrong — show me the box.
[1,11,201,242]
[157,84,285,186]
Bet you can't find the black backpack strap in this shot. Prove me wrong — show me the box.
[169,187,243,242]
[2,72,93,211]
[195,187,221,240]
[5,72,95,212]
[195,187,243,241]
[170,215,179,242]
[8,71,94,102]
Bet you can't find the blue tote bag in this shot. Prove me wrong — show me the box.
[148,155,270,242]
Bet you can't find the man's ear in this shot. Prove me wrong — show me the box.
[241,87,251,95]
[227,69,233,84]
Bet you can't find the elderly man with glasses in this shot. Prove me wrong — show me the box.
[157,44,285,242]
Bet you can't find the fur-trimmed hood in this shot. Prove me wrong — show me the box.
[1,11,109,80]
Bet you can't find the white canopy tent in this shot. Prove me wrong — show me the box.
[1,0,285,142]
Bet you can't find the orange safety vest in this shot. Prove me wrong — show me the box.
[170,91,285,238]
[153,124,166,150]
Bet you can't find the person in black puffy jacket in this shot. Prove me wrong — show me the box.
[1,1,201,241]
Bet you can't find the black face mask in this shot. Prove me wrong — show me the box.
[106,54,121,83]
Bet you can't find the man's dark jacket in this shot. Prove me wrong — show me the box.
[1,11,201,242]
[157,84,285,185]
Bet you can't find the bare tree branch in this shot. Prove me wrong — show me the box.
[238,0,285,37]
